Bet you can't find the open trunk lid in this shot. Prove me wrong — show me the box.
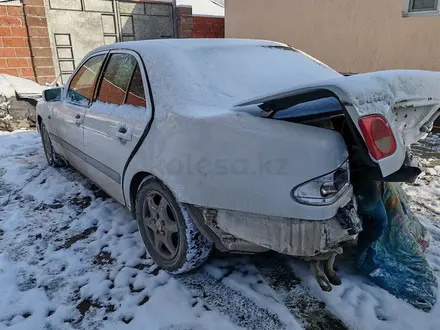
[236,70,440,177]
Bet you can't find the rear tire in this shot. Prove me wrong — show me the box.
[40,123,65,167]
[136,177,213,274]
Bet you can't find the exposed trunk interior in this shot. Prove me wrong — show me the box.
[253,93,422,183]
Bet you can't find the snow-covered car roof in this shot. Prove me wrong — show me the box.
[87,39,341,116]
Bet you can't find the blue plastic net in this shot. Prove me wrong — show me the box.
[356,181,438,312]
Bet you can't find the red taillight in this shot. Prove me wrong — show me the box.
[358,115,396,160]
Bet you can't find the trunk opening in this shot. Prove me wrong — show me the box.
[254,94,422,183]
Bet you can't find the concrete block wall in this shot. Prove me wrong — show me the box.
[177,5,194,38]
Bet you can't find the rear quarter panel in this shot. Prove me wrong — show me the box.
[124,111,351,221]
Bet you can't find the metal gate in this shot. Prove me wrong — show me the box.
[44,0,175,83]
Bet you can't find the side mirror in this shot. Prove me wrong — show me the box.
[43,87,62,102]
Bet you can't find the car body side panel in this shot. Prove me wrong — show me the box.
[51,99,89,174]
[36,99,53,135]
[36,98,57,136]
[83,103,152,204]
[124,111,351,221]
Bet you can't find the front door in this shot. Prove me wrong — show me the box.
[52,54,107,174]
[83,50,152,204]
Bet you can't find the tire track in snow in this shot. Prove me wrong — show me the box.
[178,254,346,330]
[253,254,347,330]
[177,266,288,330]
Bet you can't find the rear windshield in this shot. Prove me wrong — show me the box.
[190,46,341,106]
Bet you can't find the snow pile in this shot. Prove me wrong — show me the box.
[0,74,43,98]
[0,75,42,131]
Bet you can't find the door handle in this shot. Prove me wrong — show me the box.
[74,113,83,125]
[115,125,132,142]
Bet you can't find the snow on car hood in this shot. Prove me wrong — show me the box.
[0,74,44,98]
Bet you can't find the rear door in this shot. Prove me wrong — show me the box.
[51,53,106,174]
[83,50,152,204]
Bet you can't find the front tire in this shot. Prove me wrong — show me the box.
[40,123,64,167]
[136,177,213,274]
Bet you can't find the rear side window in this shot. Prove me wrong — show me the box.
[67,55,105,106]
[126,65,146,107]
[98,53,138,105]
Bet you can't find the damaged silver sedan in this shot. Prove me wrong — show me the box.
[36,39,440,289]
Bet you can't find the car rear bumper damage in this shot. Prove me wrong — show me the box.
[187,194,361,257]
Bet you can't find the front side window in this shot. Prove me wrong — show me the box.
[67,55,105,106]
[97,53,137,105]
[409,0,438,12]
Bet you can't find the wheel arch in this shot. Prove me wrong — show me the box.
[128,171,177,218]
[37,114,43,132]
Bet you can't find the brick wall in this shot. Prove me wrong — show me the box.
[176,5,224,39]
[0,1,54,84]
[193,16,224,38]
[0,4,34,80]
[23,0,55,84]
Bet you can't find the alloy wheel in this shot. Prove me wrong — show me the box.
[41,126,52,163]
[142,190,179,260]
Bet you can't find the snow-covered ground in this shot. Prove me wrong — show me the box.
[0,130,439,330]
